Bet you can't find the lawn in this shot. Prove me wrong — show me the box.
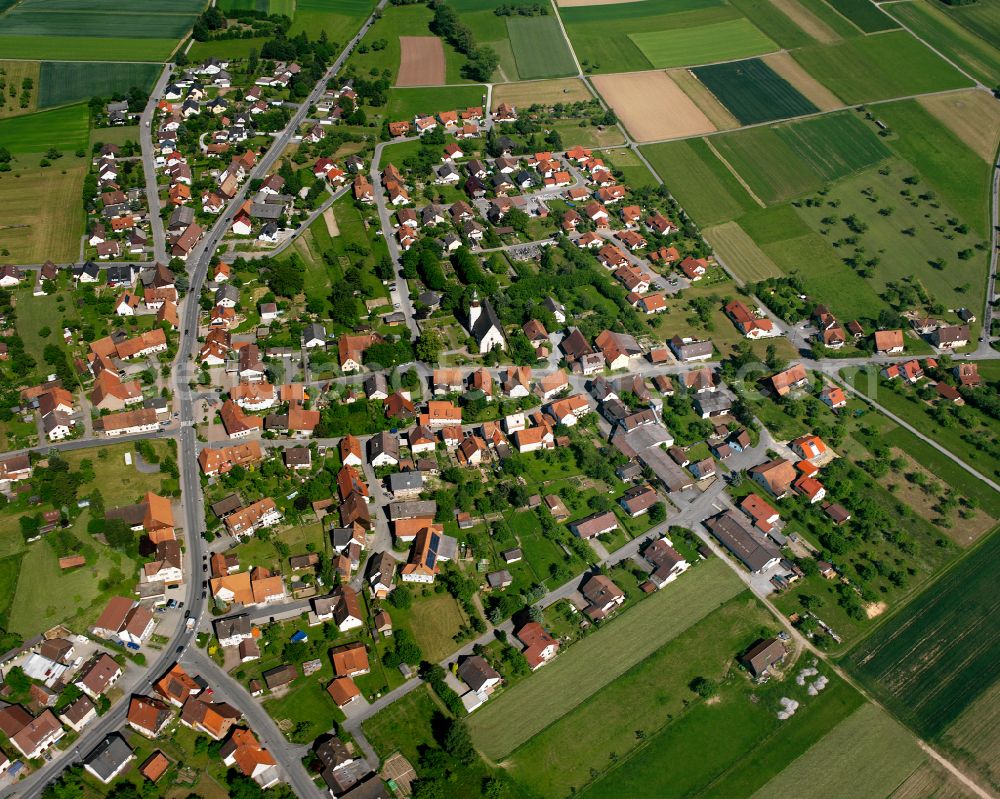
[384,85,485,121]
[0,156,87,262]
[468,558,743,759]
[596,147,659,189]
[0,102,90,153]
[640,137,758,226]
[364,683,439,764]
[551,119,625,148]
[746,704,924,799]
[506,593,780,796]
[692,58,817,125]
[506,16,577,79]
[38,61,160,109]
[821,0,899,31]
[630,18,778,69]
[390,590,468,663]
[845,530,1000,740]
[7,511,138,636]
[61,440,176,508]
[791,30,973,104]
[262,667,342,743]
[877,99,993,236]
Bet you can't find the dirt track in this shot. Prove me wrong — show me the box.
[591,71,716,143]
[397,36,446,87]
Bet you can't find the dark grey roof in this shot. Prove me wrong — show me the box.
[387,471,423,493]
[214,614,251,639]
[84,733,132,781]
[470,299,503,344]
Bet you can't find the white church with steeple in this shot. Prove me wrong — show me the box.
[467,290,506,354]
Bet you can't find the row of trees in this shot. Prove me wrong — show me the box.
[430,2,499,82]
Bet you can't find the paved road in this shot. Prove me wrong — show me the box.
[370,137,420,338]
[139,64,174,264]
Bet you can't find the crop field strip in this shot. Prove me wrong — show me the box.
[846,531,1000,741]
[289,0,376,40]
[883,0,1000,87]
[707,111,892,204]
[629,18,778,69]
[506,16,577,79]
[820,0,899,31]
[38,62,160,109]
[748,704,926,799]
[693,58,818,125]
[704,221,784,281]
[790,30,973,104]
[938,0,1000,44]
[468,558,744,759]
[727,0,816,48]
[590,71,718,143]
[918,90,1000,163]
[760,51,842,109]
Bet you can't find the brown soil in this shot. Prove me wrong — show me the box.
[397,36,446,87]
[591,70,716,143]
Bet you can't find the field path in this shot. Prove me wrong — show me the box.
[918,742,996,799]
[704,138,766,207]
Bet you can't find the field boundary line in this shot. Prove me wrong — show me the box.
[703,138,766,207]
[812,0,869,35]
[547,0,584,76]
[918,742,998,799]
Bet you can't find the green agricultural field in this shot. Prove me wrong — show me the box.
[708,111,891,205]
[728,0,815,48]
[506,16,576,79]
[845,531,1000,740]
[188,37,271,61]
[38,62,160,108]
[693,58,817,125]
[289,0,375,41]
[0,10,195,39]
[384,85,485,120]
[630,18,777,69]
[796,161,988,317]
[705,221,784,281]
[559,0,734,74]
[887,0,1000,86]
[795,0,866,37]
[507,594,780,796]
[0,36,178,61]
[469,558,743,759]
[791,31,973,104]
[641,138,758,226]
[878,99,993,236]
[580,671,864,799]
[0,102,89,152]
[747,704,924,799]
[939,0,1000,44]
[822,0,898,31]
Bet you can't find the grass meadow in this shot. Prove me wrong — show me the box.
[506,15,577,79]
[0,155,86,262]
[791,31,972,104]
[468,558,744,759]
[630,18,777,69]
[506,593,776,796]
[0,60,39,119]
[580,666,865,798]
[845,530,1000,740]
[289,0,376,41]
[0,102,90,152]
[692,58,817,125]
[384,85,485,120]
[877,99,993,236]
